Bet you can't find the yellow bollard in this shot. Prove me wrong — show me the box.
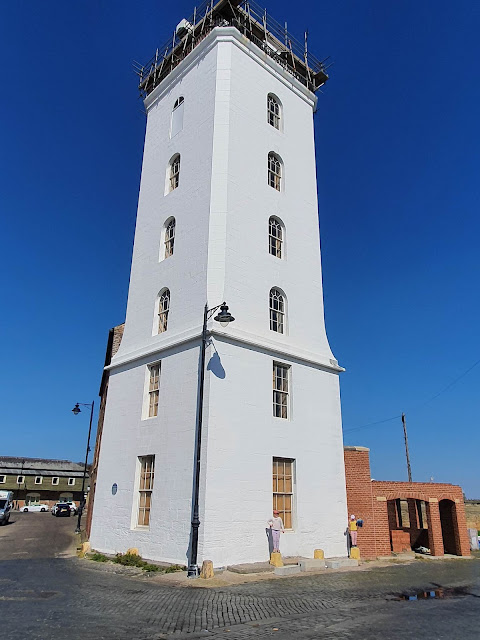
[350,547,360,560]
[200,560,215,579]
[314,549,324,559]
[270,552,284,567]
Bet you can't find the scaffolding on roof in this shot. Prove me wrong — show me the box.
[134,0,330,98]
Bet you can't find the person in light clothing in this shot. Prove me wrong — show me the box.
[349,514,358,547]
[267,510,285,553]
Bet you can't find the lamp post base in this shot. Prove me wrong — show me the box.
[187,564,198,578]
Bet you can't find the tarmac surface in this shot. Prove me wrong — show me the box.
[0,512,479,639]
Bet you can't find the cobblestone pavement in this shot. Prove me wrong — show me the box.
[0,514,479,639]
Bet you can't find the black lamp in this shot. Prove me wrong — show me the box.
[213,303,235,327]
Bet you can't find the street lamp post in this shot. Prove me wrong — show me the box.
[71,401,95,534]
[187,302,235,578]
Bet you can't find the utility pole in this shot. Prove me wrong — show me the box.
[401,413,412,482]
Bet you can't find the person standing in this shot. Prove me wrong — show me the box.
[268,509,285,553]
[349,514,358,547]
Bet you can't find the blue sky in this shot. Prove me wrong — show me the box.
[1,1,478,497]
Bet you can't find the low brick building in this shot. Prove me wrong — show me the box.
[0,457,87,509]
[344,446,470,559]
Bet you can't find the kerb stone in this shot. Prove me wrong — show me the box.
[299,558,326,572]
[325,557,358,569]
[274,565,301,576]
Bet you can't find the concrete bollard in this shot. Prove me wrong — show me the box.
[77,541,91,558]
[200,560,215,579]
[269,552,284,567]
[314,549,324,559]
[350,547,361,560]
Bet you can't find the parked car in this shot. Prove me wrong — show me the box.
[63,501,78,515]
[54,503,71,518]
[51,502,77,516]
[22,504,49,513]
[0,491,13,525]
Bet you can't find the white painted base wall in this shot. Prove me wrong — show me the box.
[90,337,348,567]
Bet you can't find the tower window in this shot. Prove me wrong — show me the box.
[68,478,75,486]
[164,218,176,258]
[272,457,294,529]
[168,155,180,192]
[137,455,155,527]
[268,153,282,191]
[52,477,59,485]
[269,217,283,258]
[273,362,289,419]
[158,288,170,333]
[34,476,43,485]
[148,363,160,418]
[171,97,184,138]
[267,94,281,129]
[269,288,285,334]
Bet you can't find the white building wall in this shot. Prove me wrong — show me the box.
[91,27,348,567]
[90,344,201,563]
[201,338,347,567]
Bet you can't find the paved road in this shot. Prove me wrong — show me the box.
[0,513,479,639]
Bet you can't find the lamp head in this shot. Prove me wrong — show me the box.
[214,303,235,328]
[72,404,81,416]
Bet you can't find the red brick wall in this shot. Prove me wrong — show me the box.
[344,447,378,558]
[344,447,471,558]
[86,323,124,538]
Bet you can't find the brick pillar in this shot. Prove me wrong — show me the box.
[373,497,392,557]
[407,499,418,529]
[452,499,472,557]
[426,499,444,556]
[387,499,397,532]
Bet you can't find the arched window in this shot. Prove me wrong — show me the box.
[164,218,175,258]
[267,94,281,129]
[168,155,180,192]
[171,97,184,138]
[269,288,285,334]
[268,153,282,191]
[269,217,283,258]
[158,289,170,333]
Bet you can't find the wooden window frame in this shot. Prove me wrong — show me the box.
[169,155,180,192]
[269,288,285,334]
[138,455,155,527]
[158,289,170,333]
[267,94,281,129]
[269,217,283,258]
[164,218,175,258]
[273,362,289,418]
[148,363,160,418]
[268,153,282,191]
[272,457,294,530]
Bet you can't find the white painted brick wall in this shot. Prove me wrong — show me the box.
[91,28,348,567]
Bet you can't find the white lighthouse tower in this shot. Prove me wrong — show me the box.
[90,0,348,569]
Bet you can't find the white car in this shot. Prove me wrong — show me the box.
[51,502,77,515]
[22,503,49,513]
[63,501,78,515]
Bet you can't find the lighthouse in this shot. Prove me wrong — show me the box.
[90,0,348,570]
